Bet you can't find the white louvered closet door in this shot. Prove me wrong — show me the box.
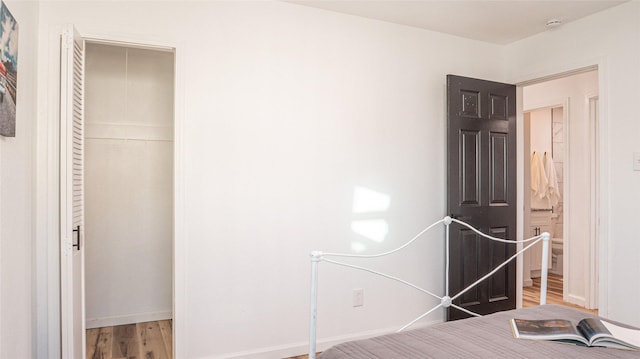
[60,24,86,359]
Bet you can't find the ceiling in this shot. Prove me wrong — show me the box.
[285,0,628,45]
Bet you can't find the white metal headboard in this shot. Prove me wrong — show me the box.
[308,216,550,359]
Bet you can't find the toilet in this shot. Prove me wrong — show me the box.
[551,237,563,275]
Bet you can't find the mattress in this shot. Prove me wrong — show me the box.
[318,305,640,358]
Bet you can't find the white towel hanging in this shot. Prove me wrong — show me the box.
[530,151,548,200]
[544,152,561,206]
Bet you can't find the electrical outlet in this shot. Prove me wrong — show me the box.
[353,288,364,307]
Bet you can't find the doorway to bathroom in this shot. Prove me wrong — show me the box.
[521,69,599,312]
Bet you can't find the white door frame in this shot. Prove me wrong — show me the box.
[586,93,600,310]
[59,24,87,359]
[39,26,185,358]
[514,64,605,316]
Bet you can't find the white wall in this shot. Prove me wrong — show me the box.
[20,1,637,357]
[84,43,174,328]
[36,1,506,358]
[551,106,564,239]
[528,108,553,212]
[523,71,598,307]
[0,1,38,358]
[506,1,640,324]
[529,109,552,159]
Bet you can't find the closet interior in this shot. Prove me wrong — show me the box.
[83,42,175,345]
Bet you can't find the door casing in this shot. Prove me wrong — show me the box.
[514,65,602,314]
[38,26,185,358]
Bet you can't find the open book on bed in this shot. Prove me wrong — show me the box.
[510,318,640,351]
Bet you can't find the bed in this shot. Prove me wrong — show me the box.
[308,216,639,358]
[318,304,640,358]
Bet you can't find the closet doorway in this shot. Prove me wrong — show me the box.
[83,42,175,358]
[521,69,599,312]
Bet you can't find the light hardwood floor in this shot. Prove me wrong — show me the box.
[86,320,172,359]
[523,273,597,315]
[287,354,320,359]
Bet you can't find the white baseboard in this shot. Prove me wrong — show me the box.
[218,320,442,359]
[523,278,533,287]
[566,294,586,307]
[86,310,172,329]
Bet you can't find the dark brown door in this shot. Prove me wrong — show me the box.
[446,75,516,321]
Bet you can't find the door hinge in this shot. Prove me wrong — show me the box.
[62,30,73,50]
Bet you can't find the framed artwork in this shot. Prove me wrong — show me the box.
[0,1,18,137]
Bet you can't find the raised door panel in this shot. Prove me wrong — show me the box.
[460,130,481,206]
